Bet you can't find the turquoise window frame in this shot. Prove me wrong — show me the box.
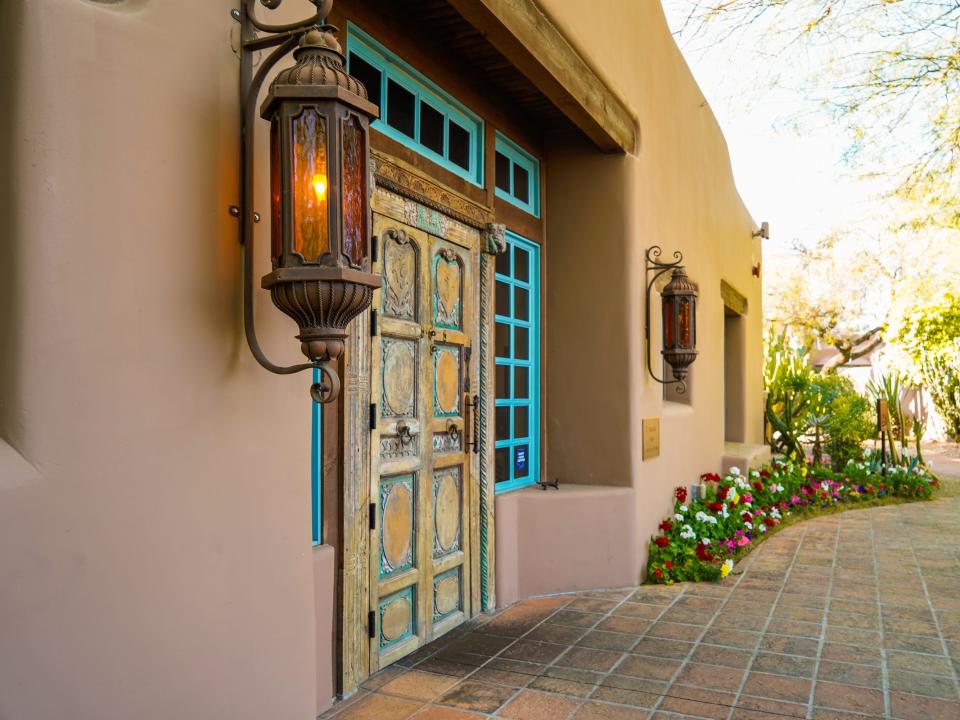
[346,24,484,187]
[494,231,541,494]
[494,132,540,217]
[311,368,322,545]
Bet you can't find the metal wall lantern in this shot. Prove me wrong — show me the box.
[232,0,381,403]
[645,246,699,394]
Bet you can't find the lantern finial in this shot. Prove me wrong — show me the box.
[644,246,699,394]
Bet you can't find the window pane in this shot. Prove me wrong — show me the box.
[496,363,509,399]
[349,54,382,109]
[496,406,510,441]
[291,108,328,262]
[514,287,529,321]
[496,322,510,359]
[496,246,510,276]
[514,366,529,399]
[420,101,444,155]
[495,447,510,482]
[387,79,415,138]
[496,281,510,316]
[514,405,529,438]
[495,152,510,192]
[514,248,529,283]
[448,120,470,170]
[513,164,529,203]
[514,326,529,360]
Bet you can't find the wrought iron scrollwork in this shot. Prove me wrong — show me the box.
[645,245,687,395]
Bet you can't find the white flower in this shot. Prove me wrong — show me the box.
[773,430,782,440]
[745,522,753,530]
[677,505,688,514]
[729,466,742,476]
[757,524,767,534]
[721,504,729,519]
[701,538,712,545]
[674,513,685,522]
[735,477,750,490]
[680,524,696,539]
[750,469,760,478]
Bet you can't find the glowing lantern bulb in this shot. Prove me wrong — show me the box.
[312,173,327,203]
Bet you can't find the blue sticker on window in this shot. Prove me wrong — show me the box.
[515,446,528,475]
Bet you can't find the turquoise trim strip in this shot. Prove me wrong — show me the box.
[494,231,541,495]
[346,24,484,186]
[494,132,540,217]
[311,368,322,545]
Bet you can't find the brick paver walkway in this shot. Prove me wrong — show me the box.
[324,498,960,719]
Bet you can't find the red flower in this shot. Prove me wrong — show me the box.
[654,568,663,579]
[659,520,673,532]
[763,516,776,527]
[753,481,764,493]
[695,544,714,562]
[741,511,752,522]
[717,487,729,500]
[708,501,724,513]
[675,486,688,503]
[700,472,721,482]
[760,469,771,479]
[654,536,670,548]
[665,560,673,569]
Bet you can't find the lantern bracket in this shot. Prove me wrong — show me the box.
[644,245,687,395]
[231,0,341,403]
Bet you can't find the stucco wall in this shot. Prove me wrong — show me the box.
[539,0,763,580]
[0,1,329,718]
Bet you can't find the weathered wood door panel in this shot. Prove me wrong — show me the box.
[369,209,477,672]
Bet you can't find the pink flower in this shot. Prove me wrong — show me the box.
[743,493,753,504]
[737,536,752,547]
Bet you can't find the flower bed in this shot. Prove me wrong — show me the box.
[647,456,938,584]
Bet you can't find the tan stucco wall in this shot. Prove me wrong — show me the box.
[518,0,763,588]
[1,0,763,714]
[0,1,332,718]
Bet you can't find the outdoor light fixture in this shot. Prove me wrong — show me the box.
[645,246,699,393]
[231,0,380,403]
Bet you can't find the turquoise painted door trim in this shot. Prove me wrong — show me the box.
[494,231,541,494]
[311,368,322,545]
[346,24,484,187]
[494,132,540,217]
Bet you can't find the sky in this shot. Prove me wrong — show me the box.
[660,3,890,254]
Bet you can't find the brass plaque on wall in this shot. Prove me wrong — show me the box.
[642,418,660,460]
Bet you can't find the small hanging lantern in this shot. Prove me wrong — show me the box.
[660,267,698,383]
[233,0,381,404]
[644,247,699,393]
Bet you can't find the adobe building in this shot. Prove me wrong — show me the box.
[0,0,766,717]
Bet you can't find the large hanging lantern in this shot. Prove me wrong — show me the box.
[233,0,381,404]
[644,247,699,393]
[260,27,381,401]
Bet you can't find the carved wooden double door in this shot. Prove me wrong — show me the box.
[368,208,479,671]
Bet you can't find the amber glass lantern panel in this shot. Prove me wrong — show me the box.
[291,108,329,263]
[341,115,367,268]
[663,295,676,348]
[677,298,692,347]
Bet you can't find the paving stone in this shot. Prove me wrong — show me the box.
[674,662,746,692]
[435,680,516,714]
[556,647,624,673]
[889,690,960,720]
[813,680,885,715]
[573,700,651,719]
[616,654,683,681]
[816,660,883,689]
[689,644,754,669]
[576,630,640,652]
[732,696,808,720]
[499,689,582,719]
[750,652,816,679]
[658,686,736,720]
[379,671,461,701]
[888,669,960,700]
[741,672,812,704]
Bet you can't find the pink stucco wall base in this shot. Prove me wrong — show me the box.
[313,545,336,717]
[494,485,640,608]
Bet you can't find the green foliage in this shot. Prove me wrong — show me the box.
[647,458,938,584]
[763,334,814,458]
[822,389,875,471]
[893,295,960,439]
[764,335,876,468]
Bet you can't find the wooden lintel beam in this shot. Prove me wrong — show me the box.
[445,0,638,154]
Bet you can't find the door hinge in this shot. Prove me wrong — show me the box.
[370,309,378,337]
[370,404,377,430]
[371,235,379,264]
[369,502,377,530]
[368,610,376,639]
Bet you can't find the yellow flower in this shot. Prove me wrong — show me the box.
[801,467,808,477]
[720,559,733,578]
[730,490,740,505]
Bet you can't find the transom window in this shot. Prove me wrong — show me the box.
[346,25,484,186]
[495,232,541,492]
[494,132,540,217]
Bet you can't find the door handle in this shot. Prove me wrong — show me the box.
[464,394,480,455]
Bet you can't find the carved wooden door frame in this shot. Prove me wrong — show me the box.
[338,151,501,697]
